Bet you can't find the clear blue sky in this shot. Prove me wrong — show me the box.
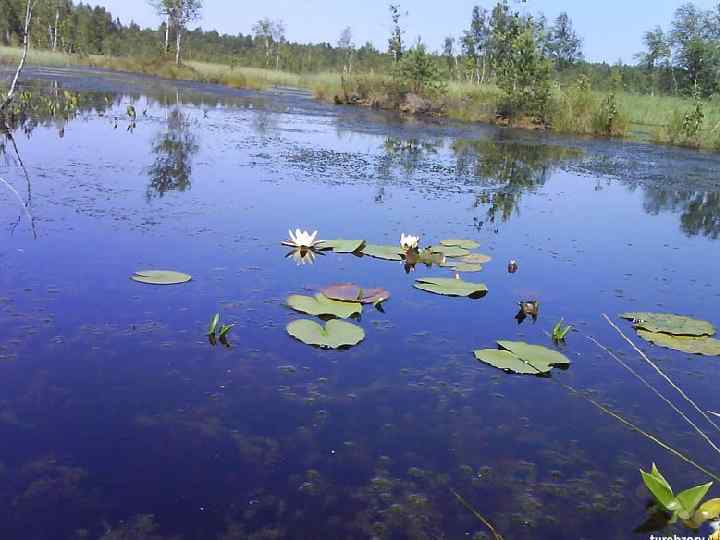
[93,0,719,63]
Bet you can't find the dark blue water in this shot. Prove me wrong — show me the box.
[0,67,719,540]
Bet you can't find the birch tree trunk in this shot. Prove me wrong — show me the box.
[164,14,170,53]
[1,1,34,113]
[176,27,182,65]
[52,7,59,51]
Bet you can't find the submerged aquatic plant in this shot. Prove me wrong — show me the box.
[283,228,322,249]
[640,463,720,528]
[552,319,572,342]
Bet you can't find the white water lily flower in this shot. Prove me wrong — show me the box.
[400,233,420,250]
[290,248,316,266]
[284,228,321,249]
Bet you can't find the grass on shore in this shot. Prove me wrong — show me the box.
[2,46,720,151]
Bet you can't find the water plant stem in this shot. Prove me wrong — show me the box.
[602,313,720,435]
[558,381,720,483]
[587,335,720,457]
[450,488,504,540]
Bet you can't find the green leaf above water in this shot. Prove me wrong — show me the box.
[414,277,488,297]
[440,239,480,249]
[320,284,390,304]
[208,313,220,336]
[131,270,192,285]
[673,482,713,519]
[641,464,675,510]
[451,263,483,273]
[316,239,366,253]
[428,245,471,258]
[621,312,716,337]
[474,349,547,375]
[219,324,234,338]
[460,253,493,264]
[287,294,362,318]
[636,330,720,356]
[361,244,405,261]
[286,319,365,349]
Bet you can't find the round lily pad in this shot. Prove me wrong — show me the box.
[636,330,720,356]
[452,263,483,273]
[287,294,362,318]
[497,340,571,371]
[361,244,405,261]
[316,239,366,253]
[428,245,471,258]
[620,312,716,337]
[131,270,192,285]
[441,239,480,249]
[320,284,390,304]
[287,319,365,349]
[474,349,545,375]
[414,277,488,297]
[459,253,492,264]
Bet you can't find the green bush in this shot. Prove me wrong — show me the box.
[396,41,446,98]
[495,25,553,125]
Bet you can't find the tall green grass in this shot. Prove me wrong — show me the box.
[2,45,720,151]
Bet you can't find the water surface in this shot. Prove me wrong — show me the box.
[1,66,719,540]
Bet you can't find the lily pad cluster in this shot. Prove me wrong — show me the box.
[284,283,391,349]
[282,234,494,348]
[474,340,571,375]
[309,236,492,275]
[620,312,720,356]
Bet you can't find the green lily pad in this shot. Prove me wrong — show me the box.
[620,312,715,337]
[414,277,488,297]
[441,239,480,249]
[320,284,390,304]
[428,245,471,258]
[460,253,493,264]
[474,349,547,375]
[497,340,571,370]
[636,330,720,356]
[287,294,362,318]
[452,263,483,273]
[287,319,365,349]
[361,244,405,261]
[316,239,366,253]
[131,270,192,285]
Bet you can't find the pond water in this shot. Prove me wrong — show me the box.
[1,66,720,540]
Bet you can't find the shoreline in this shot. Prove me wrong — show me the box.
[1,48,719,154]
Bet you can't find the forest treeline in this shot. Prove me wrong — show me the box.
[2,0,719,97]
